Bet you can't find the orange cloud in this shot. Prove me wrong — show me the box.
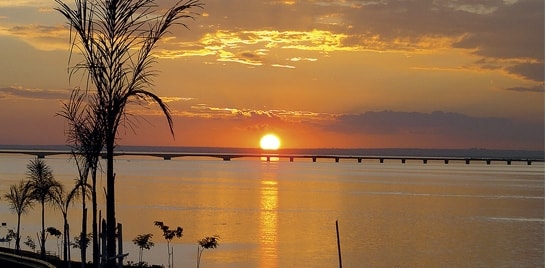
[0,24,68,51]
[0,86,69,100]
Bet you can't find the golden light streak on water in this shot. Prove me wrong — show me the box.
[260,179,278,267]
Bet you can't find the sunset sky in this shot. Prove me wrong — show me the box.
[0,0,543,150]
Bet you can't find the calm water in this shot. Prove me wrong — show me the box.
[0,154,543,267]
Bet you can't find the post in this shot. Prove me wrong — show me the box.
[117,223,123,268]
[98,210,102,267]
[336,220,342,268]
[101,220,107,265]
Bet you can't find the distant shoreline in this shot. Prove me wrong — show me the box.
[0,144,543,159]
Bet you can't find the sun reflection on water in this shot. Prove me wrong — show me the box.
[260,179,278,267]
[260,156,280,162]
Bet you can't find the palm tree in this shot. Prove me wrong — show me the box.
[60,87,104,267]
[71,155,94,268]
[3,179,34,254]
[55,1,203,266]
[27,158,63,260]
[52,179,82,265]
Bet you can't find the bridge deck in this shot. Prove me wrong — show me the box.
[0,149,543,165]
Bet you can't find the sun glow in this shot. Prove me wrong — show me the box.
[260,134,281,150]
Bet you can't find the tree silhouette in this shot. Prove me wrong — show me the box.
[52,179,82,265]
[132,233,154,265]
[54,1,203,266]
[72,232,92,250]
[27,158,63,260]
[69,151,95,267]
[196,235,220,268]
[4,229,16,249]
[47,227,63,257]
[154,221,183,268]
[59,87,104,267]
[3,179,34,254]
[24,235,36,252]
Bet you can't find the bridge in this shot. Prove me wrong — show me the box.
[0,149,543,165]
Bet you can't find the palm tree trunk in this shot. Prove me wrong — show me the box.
[81,207,87,267]
[67,223,71,268]
[40,200,46,260]
[92,166,99,268]
[63,216,67,262]
[16,214,21,254]
[106,134,116,267]
[63,217,68,263]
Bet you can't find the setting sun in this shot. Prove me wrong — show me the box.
[260,134,281,150]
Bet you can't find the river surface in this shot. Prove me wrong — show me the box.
[0,153,543,267]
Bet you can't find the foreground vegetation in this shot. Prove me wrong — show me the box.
[1,159,220,268]
[1,0,207,266]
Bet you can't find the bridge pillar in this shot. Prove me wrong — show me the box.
[444,159,449,164]
[357,158,362,163]
[163,156,171,160]
[379,158,384,164]
[527,160,532,165]
[465,159,470,165]
[223,157,231,161]
[335,158,339,163]
[422,159,428,164]
[506,160,511,165]
[312,157,317,162]
[486,160,491,165]
[290,157,294,162]
[267,156,270,162]
[401,159,406,164]
[37,154,45,159]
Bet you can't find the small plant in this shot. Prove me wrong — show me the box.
[46,227,62,256]
[71,232,92,249]
[154,221,183,268]
[126,260,150,267]
[126,261,163,268]
[24,235,36,252]
[196,235,220,268]
[4,229,16,248]
[133,233,155,265]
